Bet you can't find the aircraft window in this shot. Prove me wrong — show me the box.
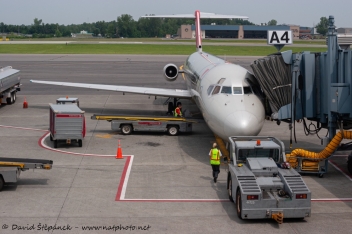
[212,86,221,95]
[243,86,252,94]
[217,78,226,84]
[207,85,214,95]
[233,87,243,94]
[221,86,232,94]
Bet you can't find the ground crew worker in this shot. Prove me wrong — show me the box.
[174,102,183,117]
[209,142,222,183]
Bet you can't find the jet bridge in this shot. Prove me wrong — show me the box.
[250,16,352,175]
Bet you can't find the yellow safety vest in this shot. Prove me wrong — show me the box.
[210,148,220,165]
[174,107,182,117]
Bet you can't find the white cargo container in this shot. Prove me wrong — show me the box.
[49,104,86,148]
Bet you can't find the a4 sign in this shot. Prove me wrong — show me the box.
[267,30,293,45]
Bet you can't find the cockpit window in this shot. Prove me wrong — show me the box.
[217,78,226,84]
[212,86,221,95]
[233,87,243,94]
[243,86,252,94]
[207,85,214,95]
[221,86,232,94]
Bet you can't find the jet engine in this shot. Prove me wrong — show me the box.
[163,63,179,81]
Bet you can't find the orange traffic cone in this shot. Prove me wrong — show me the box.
[23,97,28,108]
[116,140,123,159]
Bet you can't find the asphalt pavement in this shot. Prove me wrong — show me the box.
[0,55,351,234]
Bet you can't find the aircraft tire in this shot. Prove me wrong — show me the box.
[78,139,83,147]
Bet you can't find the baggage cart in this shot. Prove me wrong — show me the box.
[49,104,86,148]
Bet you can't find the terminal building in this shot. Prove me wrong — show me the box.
[177,24,300,40]
[337,27,352,34]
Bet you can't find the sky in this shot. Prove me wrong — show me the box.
[1,0,351,28]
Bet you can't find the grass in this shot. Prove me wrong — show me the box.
[0,44,327,56]
[11,37,327,45]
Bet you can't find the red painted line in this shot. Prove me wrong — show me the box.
[115,156,131,201]
[329,159,352,180]
[3,125,352,202]
[114,155,352,203]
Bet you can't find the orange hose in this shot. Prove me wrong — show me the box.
[286,131,352,163]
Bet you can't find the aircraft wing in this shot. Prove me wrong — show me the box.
[141,12,248,19]
[30,80,192,98]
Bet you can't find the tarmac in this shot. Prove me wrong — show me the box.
[0,55,352,234]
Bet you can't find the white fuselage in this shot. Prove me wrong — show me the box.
[183,52,265,140]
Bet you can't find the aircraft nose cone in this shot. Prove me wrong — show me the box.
[224,111,262,136]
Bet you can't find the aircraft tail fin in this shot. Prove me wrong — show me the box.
[140,12,249,53]
[195,10,202,52]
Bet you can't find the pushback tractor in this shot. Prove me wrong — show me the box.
[226,136,311,223]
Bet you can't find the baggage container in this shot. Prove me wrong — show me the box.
[49,104,85,148]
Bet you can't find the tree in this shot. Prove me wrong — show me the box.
[55,25,62,37]
[33,18,42,26]
[92,28,100,36]
[117,14,137,38]
[95,21,107,36]
[268,19,277,26]
[107,23,117,37]
[316,17,328,36]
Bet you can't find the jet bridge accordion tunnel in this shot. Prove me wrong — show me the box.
[250,16,352,173]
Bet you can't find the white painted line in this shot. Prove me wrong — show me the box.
[312,198,352,202]
[0,124,47,132]
[329,160,352,182]
[121,199,229,202]
[120,155,134,200]
[40,132,123,157]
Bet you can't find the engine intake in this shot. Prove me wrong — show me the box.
[163,64,179,81]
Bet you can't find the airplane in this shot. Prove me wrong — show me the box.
[30,11,265,140]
